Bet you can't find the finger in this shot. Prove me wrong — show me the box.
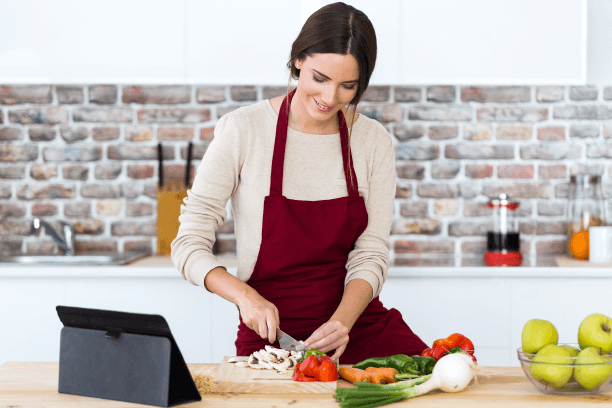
[318,336,348,354]
[267,315,277,344]
[304,323,334,347]
[329,343,346,362]
[257,319,268,340]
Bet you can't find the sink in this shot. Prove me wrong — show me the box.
[0,252,149,266]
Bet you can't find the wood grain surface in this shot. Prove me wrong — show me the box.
[216,356,337,393]
[2,361,612,407]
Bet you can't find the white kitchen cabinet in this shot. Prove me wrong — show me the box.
[0,0,589,85]
[2,262,611,368]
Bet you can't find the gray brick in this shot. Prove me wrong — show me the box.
[409,105,471,121]
[520,144,581,160]
[64,202,91,217]
[553,105,597,119]
[429,125,458,140]
[43,146,102,162]
[362,86,390,102]
[57,85,84,104]
[391,219,442,235]
[92,127,120,141]
[463,124,492,140]
[394,124,424,141]
[122,85,189,104]
[0,85,52,105]
[94,164,122,180]
[538,202,565,216]
[9,107,68,125]
[262,86,287,100]
[396,144,439,160]
[110,221,156,236]
[81,184,122,198]
[539,164,567,179]
[434,199,459,215]
[29,126,56,141]
[137,108,210,123]
[60,127,89,143]
[394,240,454,254]
[587,143,612,158]
[0,184,11,199]
[108,145,173,160]
[604,87,612,101]
[536,86,564,102]
[358,104,403,123]
[396,182,412,198]
[16,184,75,200]
[30,164,57,180]
[394,87,421,102]
[477,107,547,122]
[431,162,460,179]
[63,165,89,180]
[427,86,455,103]
[399,201,428,217]
[445,144,514,160]
[230,86,257,101]
[570,163,604,176]
[569,86,597,101]
[0,203,26,218]
[196,86,226,103]
[0,127,23,141]
[448,221,491,236]
[89,85,118,104]
[483,183,553,199]
[465,164,493,179]
[74,107,132,123]
[396,163,425,180]
[417,184,459,198]
[569,123,599,138]
[0,165,26,179]
[497,125,532,140]
[0,145,38,162]
[461,86,530,103]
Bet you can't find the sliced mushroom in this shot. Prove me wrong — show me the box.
[258,360,274,369]
[248,354,259,366]
[271,359,292,371]
[235,361,249,368]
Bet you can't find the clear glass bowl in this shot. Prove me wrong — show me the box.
[517,344,612,396]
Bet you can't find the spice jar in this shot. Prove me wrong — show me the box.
[484,193,523,266]
[567,175,605,260]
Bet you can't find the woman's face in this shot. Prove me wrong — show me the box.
[294,53,360,125]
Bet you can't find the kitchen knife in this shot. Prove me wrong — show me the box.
[276,328,307,352]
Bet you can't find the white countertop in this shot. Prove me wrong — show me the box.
[2,255,612,279]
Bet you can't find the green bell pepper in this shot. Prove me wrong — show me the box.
[352,354,420,375]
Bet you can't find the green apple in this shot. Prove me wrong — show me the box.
[530,345,574,388]
[578,314,612,353]
[558,345,580,357]
[573,347,612,390]
[522,319,559,354]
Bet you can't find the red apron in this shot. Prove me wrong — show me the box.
[235,89,427,363]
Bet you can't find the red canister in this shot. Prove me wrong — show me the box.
[484,193,522,266]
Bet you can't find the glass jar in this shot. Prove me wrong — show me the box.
[567,175,605,260]
[484,193,522,266]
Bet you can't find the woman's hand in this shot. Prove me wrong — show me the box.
[237,288,280,344]
[304,320,350,362]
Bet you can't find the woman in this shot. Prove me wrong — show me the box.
[172,2,427,363]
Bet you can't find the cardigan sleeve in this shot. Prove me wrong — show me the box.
[171,112,246,290]
[344,122,396,299]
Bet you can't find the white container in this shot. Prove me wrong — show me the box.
[589,226,612,263]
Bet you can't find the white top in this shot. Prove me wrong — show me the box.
[171,100,396,298]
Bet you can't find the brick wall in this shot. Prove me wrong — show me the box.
[1,84,611,263]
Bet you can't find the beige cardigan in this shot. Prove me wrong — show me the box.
[171,100,396,299]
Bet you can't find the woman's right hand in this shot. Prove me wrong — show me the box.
[237,288,280,344]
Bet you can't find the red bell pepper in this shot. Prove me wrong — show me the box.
[420,333,477,363]
[292,354,338,382]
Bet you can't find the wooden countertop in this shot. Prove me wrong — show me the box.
[2,362,611,407]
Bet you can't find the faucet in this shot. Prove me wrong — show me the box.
[30,218,76,255]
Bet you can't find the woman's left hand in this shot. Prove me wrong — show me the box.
[303,320,350,362]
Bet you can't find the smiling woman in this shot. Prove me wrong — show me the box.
[171,1,428,364]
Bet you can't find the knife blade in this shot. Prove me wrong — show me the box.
[276,328,307,352]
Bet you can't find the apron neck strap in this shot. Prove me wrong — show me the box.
[270,88,359,197]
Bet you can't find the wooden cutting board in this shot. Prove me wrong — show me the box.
[216,356,339,394]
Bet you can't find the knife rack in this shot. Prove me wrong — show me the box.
[157,180,188,255]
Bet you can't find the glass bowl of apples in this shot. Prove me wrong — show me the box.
[517,344,612,395]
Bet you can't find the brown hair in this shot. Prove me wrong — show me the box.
[285,2,377,188]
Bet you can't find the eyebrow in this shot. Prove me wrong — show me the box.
[312,69,359,84]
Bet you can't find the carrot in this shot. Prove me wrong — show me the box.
[365,366,399,384]
[338,367,371,383]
